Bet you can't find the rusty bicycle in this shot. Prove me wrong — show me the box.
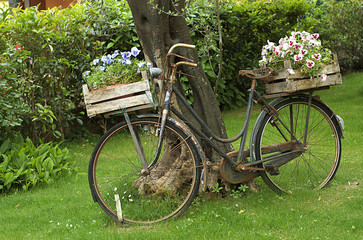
[88,43,344,224]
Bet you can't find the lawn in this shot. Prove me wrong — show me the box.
[0,72,362,239]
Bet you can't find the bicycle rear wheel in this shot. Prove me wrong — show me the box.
[252,96,342,193]
[88,116,201,224]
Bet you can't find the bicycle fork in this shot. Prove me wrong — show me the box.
[123,83,173,173]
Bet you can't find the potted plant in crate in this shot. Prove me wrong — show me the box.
[82,47,156,117]
[258,31,342,97]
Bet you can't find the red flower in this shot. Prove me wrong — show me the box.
[0,74,2,78]
[16,46,23,51]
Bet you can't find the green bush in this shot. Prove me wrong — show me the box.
[187,0,314,108]
[305,0,363,72]
[0,43,32,142]
[0,135,74,193]
[0,0,137,141]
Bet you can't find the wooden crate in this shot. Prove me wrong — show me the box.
[264,54,342,98]
[82,74,155,118]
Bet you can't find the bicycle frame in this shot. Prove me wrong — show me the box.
[125,43,309,174]
[163,80,305,169]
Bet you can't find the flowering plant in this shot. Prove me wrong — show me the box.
[84,46,149,90]
[259,31,333,81]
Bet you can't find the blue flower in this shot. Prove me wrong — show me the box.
[121,52,131,60]
[92,59,100,65]
[131,47,141,57]
[137,62,146,68]
[99,66,105,71]
[101,56,108,64]
[112,50,120,58]
[83,71,90,77]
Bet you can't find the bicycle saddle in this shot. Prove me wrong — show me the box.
[239,67,274,83]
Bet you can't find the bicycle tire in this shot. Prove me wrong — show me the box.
[88,116,201,224]
[252,96,342,193]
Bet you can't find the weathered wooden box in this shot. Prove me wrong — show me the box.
[264,54,342,98]
[82,73,155,118]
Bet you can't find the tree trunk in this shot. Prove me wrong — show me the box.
[126,0,252,190]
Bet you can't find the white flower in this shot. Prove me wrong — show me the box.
[282,42,290,51]
[294,55,302,62]
[306,59,315,68]
[300,49,308,56]
[311,33,319,40]
[312,53,321,60]
[321,74,327,81]
[131,47,141,57]
[259,57,267,66]
[287,69,295,75]
[266,40,275,50]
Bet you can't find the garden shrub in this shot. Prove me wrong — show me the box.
[1,0,361,129]
[187,0,314,108]
[0,134,75,193]
[0,0,137,142]
[304,0,363,72]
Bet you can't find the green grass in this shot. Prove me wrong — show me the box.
[1,72,362,239]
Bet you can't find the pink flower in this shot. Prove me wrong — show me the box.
[259,57,267,66]
[309,40,321,47]
[294,55,303,62]
[306,59,315,68]
[294,43,302,50]
[311,33,319,40]
[313,53,321,60]
[300,49,308,55]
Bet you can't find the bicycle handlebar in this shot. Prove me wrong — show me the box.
[167,43,196,54]
[166,43,198,69]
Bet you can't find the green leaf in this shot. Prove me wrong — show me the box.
[0,139,11,154]
[4,172,14,187]
[106,42,115,49]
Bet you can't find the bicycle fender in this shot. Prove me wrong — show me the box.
[250,97,284,163]
[311,96,344,139]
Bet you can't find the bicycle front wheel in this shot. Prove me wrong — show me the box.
[252,96,342,193]
[88,116,201,224]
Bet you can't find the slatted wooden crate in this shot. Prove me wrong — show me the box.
[264,54,342,98]
[82,72,155,118]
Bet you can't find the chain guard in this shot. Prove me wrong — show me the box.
[220,151,259,184]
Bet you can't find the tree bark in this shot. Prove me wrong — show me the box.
[126,0,236,189]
